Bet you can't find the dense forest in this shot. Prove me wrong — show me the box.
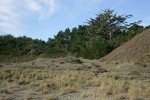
[0,9,150,60]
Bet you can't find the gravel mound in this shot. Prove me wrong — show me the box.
[102,29,150,61]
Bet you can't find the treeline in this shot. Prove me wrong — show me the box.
[1,9,150,59]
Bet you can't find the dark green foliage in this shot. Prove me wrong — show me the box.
[86,9,133,40]
[64,9,145,59]
[0,34,46,56]
[145,25,150,29]
[0,9,148,60]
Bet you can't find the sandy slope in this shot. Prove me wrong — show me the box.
[102,29,150,61]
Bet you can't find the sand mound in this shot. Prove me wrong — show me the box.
[102,29,150,61]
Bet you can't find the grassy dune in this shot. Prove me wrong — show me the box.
[0,67,150,100]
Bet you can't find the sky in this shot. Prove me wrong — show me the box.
[0,0,150,41]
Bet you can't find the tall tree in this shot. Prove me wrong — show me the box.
[87,9,133,40]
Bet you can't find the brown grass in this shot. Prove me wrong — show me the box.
[24,91,33,100]
[45,95,58,100]
[0,55,37,63]
[0,67,150,99]
[82,76,150,99]
[0,67,95,94]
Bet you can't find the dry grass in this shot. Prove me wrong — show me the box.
[45,95,58,100]
[0,67,150,99]
[0,94,8,100]
[0,55,37,63]
[128,80,150,100]
[82,74,150,99]
[0,67,95,94]
[0,88,9,94]
[24,91,33,100]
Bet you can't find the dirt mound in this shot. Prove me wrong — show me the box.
[102,29,150,61]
